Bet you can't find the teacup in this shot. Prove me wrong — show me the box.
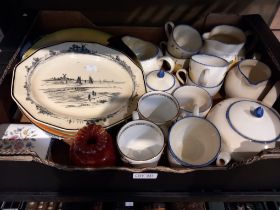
[189,54,229,87]
[172,85,212,118]
[201,25,246,62]
[145,70,180,94]
[168,117,221,167]
[176,69,223,97]
[164,21,202,58]
[135,91,180,135]
[117,119,165,168]
[121,36,175,75]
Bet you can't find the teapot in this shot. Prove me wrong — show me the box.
[206,81,280,166]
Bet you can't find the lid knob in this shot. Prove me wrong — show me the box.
[253,106,264,118]
[157,70,165,78]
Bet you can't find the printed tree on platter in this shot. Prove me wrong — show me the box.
[89,76,93,84]
[76,76,82,84]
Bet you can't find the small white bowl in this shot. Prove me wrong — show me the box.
[172,85,212,118]
[168,117,221,167]
[117,120,165,168]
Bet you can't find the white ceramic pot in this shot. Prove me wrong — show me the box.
[122,36,175,75]
[201,25,246,62]
[168,117,221,167]
[176,69,223,97]
[189,54,229,87]
[145,70,180,94]
[172,85,212,118]
[117,119,165,168]
[164,21,202,58]
[225,59,272,100]
[206,87,280,166]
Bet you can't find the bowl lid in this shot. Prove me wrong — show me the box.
[226,100,280,143]
[145,70,175,91]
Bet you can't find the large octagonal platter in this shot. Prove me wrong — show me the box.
[12,42,146,133]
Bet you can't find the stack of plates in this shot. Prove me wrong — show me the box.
[12,42,146,137]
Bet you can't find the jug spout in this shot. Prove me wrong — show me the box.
[237,59,271,86]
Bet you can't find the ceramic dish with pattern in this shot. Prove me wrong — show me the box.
[12,42,146,134]
[0,123,52,160]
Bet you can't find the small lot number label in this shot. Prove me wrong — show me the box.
[133,173,158,179]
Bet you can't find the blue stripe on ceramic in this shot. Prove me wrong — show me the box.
[167,116,221,168]
[226,100,280,144]
[137,91,180,124]
[187,71,223,88]
[191,53,229,67]
[172,85,213,113]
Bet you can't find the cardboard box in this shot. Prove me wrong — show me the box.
[0,11,280,201]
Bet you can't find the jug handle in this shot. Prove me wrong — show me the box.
[158,56,175,73]
[262,80,280,107]
[164,21,175,39]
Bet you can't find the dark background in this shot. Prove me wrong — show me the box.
[0,0,279,31]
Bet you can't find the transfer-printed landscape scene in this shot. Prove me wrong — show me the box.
[39,73,130,109]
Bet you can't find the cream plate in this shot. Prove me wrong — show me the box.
[12,42,146,133]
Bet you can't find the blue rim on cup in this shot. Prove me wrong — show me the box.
[191,53,229,68]
[186,71,223,97]
[168,116,221,168]
[172,85,213,117]
[137,91,180,125]
[117,119,165,167]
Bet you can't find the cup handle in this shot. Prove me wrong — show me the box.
[192,104,200,117]
[164,21,175,39]
[202,32,210,40]
[175,68,187,85]
[159,56,175,73]
[198,68,210,86]
[132,111,140,120]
